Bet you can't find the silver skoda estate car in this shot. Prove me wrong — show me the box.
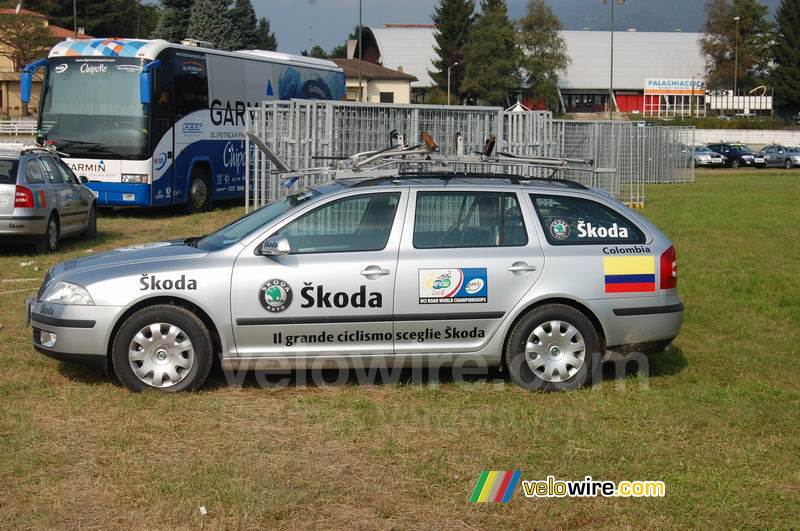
[28,175,683,392]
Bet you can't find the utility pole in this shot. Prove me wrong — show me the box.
[73,0,77,38]
[608,0,624,119]
[733,16,740,108]
[358,0,363,102]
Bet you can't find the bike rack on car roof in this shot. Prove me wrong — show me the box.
[244,129,616,190]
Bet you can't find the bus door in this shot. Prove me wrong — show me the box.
[151,51,174,206]
[172,51,209,206]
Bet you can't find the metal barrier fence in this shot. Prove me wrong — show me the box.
[0,119,36,136]
[245,100,694,211]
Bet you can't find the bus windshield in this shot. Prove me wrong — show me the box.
[38,57,148,159]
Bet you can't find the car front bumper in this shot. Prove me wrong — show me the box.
[28,299,122,363]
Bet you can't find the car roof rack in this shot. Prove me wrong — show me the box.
[20,144,67,157]
[245,129,615,190]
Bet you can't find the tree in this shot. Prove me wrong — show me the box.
[24,0,160,39]
[233,0,259,49]
[255,17,278,50]
[153,0,193,41]
[301,45,328,59]
[700,0,774,90]
[429,0,474,97]
[771,0,800,107]
[329,26,360,59]
[517,0,569,110]
[187,0,242,50]
[461,0,521,105]
[0,9,54,69]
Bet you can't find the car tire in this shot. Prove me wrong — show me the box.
[185,169,212,213]
[111,305,214,392]
[81,204,97,240]
[785,159,793,170]
[505,304,601,392]
[34,214,59,254]
[731,159,741,169]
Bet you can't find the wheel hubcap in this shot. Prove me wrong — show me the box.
[191,180,207,209]
[128,322,194,388]
[524,320,586,383]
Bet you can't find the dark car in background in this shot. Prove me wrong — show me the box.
[758,144,800,169]
[706,143,767,169]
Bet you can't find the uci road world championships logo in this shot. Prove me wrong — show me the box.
[260,279,292,313]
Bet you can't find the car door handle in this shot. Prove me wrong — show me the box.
[508,262,537,274]
[360,266,390,278]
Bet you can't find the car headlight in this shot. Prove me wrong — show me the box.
[699,155,711,161]
[40,281,94,305]
[742,155,753,160]
[121,174,149,184]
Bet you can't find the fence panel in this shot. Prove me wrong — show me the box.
[245,100,694,211]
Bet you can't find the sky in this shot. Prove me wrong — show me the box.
[253,0,781,55]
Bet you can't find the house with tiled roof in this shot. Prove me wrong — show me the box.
[0,8,92,117]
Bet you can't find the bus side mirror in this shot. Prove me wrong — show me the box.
[21,58,48,104]
[21,72,33,104]
[139,71,152,104]
[139,60,161,105]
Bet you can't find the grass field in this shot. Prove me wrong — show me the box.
[1,170,798,529]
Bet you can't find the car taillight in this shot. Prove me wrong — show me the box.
[660,245,678,290]
[14,185,35,208]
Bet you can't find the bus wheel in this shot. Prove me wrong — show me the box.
[186,170,211,213]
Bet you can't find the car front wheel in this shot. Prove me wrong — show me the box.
[81,205,97,240]
[505,304,601,392]
[112,305,214,392]
[785,159,793,170]
[731,159,741,169]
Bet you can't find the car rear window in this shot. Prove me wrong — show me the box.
[530,194,645,245]
[0,159,17,184]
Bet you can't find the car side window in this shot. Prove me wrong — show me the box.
[39,157,64,184]
[25,159,45,184]
[274,192,400,254]
[53,158,80,185]
[531,194,645,245]
[413,191,528,249]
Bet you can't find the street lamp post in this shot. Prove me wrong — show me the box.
[690,73,703,117]
[733,16,740,106]
[447,62,459,105]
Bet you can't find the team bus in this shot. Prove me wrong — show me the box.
[21,39,345,210]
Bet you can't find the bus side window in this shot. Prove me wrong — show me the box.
[175,57,209,121]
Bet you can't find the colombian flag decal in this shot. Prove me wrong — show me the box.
[603,255,656,293]
[470,471,522,502]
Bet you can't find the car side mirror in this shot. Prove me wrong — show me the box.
[79,175,88,184]
[258,235,290,256]
[779,150,784,154]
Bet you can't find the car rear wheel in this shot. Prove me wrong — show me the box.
[112,305,213,392]
[185,169,212,213]
[505,304,601,392]
[731,159,741,169]
[81,205,97,240]
[785,159,793,169]
[34,215,59,254]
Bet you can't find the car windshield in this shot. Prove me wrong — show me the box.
[0,158,17,184]
[694,146,713,153]
[195,190,320,251]
[733,145,754,153]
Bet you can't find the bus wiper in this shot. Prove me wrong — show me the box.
[52,139,104,150]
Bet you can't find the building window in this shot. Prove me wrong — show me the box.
[379,92,394,103]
